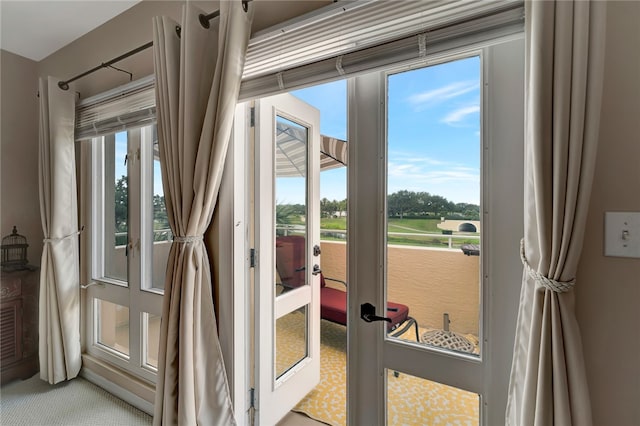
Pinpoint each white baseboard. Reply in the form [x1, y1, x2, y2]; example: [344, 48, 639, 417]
[80, 368, 154, 416]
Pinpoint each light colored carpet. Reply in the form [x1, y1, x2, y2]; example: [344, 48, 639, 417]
[276, 314, 480, 426]
[0, 374, 152, 426]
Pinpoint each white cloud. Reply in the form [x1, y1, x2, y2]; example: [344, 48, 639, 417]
[408, 81, 478, 108]
[404, 156, 448, 166]
[388, 162, 479, 184]
[389, 151, 449, 167]
[441, 105, 480, 125]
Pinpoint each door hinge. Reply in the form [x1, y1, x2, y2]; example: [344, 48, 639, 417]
[250, 107, 255, 127]
[250, 248, 256, 268]
[249, 387, 256, 409]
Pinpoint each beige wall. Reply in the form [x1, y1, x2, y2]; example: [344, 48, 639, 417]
[576, 2, 640, 426]
[321, 241, 480, 335]
[0, 50, 42, 263]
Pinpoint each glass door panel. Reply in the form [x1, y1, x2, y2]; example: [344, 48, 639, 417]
[275, 115, 308, 296]
[275, 307, 308, 379]
[143, 312, 160, 369]
[96, 299, 130, 357]
[385, 56, 481, 358]
[386, 369, 479, 425]
[140, 125, 171, 292]
[102, 132, 129, 283]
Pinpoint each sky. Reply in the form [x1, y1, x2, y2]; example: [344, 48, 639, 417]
[115, 55, 481, 206]
[114, 131, 164, 197]
[289, 54, 481, 205]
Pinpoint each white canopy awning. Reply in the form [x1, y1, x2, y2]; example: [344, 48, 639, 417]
[275, 120, 347, 177]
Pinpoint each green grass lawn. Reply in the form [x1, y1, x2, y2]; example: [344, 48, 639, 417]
[318, 217, 479, 248]
[387, 218, 442, 233]
[321, 217, 444, 233]
[320, 217, 347, 229]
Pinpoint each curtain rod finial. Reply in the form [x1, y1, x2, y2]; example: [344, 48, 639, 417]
[199, 13, 210, 29]
[58, 81, 69, 91]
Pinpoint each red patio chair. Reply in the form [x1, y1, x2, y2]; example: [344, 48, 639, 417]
[276, 235, 419, 340]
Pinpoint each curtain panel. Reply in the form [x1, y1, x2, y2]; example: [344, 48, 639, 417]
[506, 1, 606, 425]
[38, 76, 82, 384]
[152, 2, 253, 424]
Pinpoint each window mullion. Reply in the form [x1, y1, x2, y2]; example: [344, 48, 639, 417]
[127, 128, 143, 374]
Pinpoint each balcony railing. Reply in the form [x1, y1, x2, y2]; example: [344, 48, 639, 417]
[114, 229, 173, 247]
[277, 225, 480, 250]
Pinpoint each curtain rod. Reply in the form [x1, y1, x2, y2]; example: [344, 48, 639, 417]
[58, 0, 250, 91]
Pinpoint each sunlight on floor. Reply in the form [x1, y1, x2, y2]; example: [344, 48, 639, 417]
[276, 313, 479, 426]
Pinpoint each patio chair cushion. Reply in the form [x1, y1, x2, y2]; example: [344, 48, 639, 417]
[275, 236, 306, 289]
[320, 286, 409, 332]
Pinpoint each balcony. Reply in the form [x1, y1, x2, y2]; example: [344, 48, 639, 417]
[320, 236, 480, 337]
[288, 232, 481, 425]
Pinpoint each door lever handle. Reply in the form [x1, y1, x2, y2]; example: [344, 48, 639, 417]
[312, 264, 322, 276]
[360, 303, 391, 323]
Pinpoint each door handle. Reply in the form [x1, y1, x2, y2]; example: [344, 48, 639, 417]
[312, 264, 322, 276]
[360, 303, 391, 323]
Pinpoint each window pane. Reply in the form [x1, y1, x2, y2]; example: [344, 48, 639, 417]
[274, 115, 308, 296]
[150, 127, 170, 291]
[275, 306, 308, 380]
[96, 299, 129, 357]
[143, 312, 161, 369]
[386, 57, 481, 357]
[386, 369, 479, 425]
[103, 132, 128, 282]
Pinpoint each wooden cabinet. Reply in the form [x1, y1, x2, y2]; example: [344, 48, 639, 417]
[1, 268, 39, 384]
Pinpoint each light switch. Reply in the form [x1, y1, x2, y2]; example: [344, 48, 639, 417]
[604, 212, 640, 258]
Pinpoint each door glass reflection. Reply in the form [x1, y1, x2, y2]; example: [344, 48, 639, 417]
[274, 116, 308, 296]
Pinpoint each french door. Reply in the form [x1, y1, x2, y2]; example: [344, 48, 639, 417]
[253, 93, 322, 425]
[85, 125, 166, 384]
[349, 39, 524, 425]
[243, 39, 523, 426]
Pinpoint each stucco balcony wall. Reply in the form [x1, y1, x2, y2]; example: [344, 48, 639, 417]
[320, 240, 480, 336]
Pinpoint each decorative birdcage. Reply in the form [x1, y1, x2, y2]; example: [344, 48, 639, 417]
[1, 226, 29, 271]
[421, 313, 475, 354]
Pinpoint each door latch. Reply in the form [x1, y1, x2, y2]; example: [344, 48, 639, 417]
[360, 303, 391, 323]
[312, 264, 322, 276]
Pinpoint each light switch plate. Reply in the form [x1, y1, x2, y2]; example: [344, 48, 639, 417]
[604, 212, 640, 258]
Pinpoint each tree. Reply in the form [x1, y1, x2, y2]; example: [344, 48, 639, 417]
[388, 190, 415, 219]
[386, 189, 479, 219]
[455, 202, 480, 220]
[153, 194, 171, 241]
[114, 175, 128, 233]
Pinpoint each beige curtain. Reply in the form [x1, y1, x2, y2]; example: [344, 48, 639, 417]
[38, 76, 82, 384]
[152, 2, 253, 424]
[506, 1, 606, 425]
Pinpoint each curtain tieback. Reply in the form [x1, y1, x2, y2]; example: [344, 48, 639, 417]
[173, 235, 203, 244]
[519, 239, 575, 293]
[43, 226, 84, 243]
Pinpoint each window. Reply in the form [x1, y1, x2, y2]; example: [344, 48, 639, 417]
[86, 124, 166, 382]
